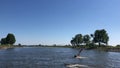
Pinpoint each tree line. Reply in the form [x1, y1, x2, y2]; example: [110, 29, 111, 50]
[70, 29, 109, 47]
[0, 33, 16, 45]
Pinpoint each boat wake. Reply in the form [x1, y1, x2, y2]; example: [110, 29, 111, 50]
[66, 64, 89, 68]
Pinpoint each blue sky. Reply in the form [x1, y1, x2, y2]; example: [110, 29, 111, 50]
[0, 0, 120, 45]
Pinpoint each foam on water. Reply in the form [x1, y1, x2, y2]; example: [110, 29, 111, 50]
[66, 64, 89, 68]
[75, 56, 88, 59]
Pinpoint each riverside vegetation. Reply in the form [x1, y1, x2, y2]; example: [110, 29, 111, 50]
[0, 29, 120, 52]
[0, 33, 16, 49]
[70, 29, 120, 52]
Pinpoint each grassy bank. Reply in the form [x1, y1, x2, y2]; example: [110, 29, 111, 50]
[72, 45, 120, 52]
[0, 45, 14, 49]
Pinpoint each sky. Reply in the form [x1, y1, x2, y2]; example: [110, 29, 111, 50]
[0, 0, 120, 45]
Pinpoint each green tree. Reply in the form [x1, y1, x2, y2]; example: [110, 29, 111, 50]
[70, 34, 83, 47]
[93, 29, 109, 46]
[0, 38, 7, 45]
[6, 33, 16, 45]
[70, 37, 76, 47]
[75, 34, 83, 46]
[83, 34, 90, 45]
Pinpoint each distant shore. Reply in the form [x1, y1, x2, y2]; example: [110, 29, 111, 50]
[0, 45, 120, 52]
[103, 47, 120, 52]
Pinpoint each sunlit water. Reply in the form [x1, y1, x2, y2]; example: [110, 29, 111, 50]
[0, 47, 120, 68]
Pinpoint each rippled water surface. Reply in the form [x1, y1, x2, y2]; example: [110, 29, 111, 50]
[0, 47, 120, 68]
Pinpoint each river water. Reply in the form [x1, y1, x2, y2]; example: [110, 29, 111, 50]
[0, 47, 120, 68]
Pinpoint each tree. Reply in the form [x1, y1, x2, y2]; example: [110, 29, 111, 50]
[70, 34, 83, 47]
[18, 43, 22, 46]
[83, 34, 90, 45]
[6, 33, 16, 45]
[75, 34, 83, 46]
[93, 29, 109, 46]
[70, 38, 76, 47]
[102, 30, 109, 45]
[0, 38, 7, 45]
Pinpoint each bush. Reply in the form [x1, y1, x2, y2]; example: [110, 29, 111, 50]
[116, 45, 120, 47]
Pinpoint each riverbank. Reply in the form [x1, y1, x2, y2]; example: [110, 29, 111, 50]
[107, 48, 120, 52]
[0, 45, 14, 50]
[1, 45, 120, 52]
[67, 45, 120, 52]
[85, 46, 120, 52]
